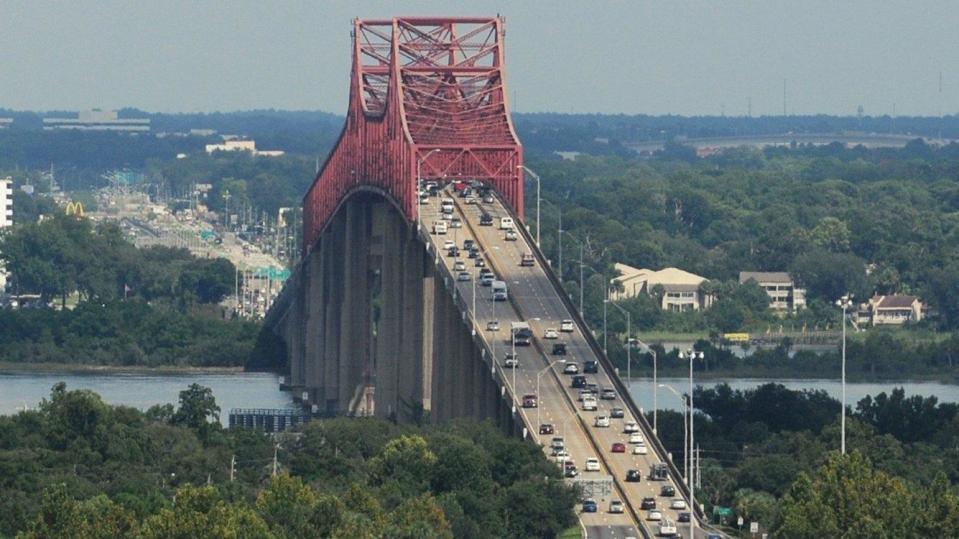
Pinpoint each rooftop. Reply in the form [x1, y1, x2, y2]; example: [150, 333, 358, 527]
[739, 271, 793, 284]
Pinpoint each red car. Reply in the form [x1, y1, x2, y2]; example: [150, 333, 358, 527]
[611, 442, 626, 453]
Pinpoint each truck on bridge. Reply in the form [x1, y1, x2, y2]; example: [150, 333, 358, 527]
[510, 321, 532, 346]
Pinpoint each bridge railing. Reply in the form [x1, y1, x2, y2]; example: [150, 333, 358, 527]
[494, 195, 708, 527]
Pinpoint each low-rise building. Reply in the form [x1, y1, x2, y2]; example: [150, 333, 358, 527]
[861, 295, 923, 326]
[611, 263, 711, 311]
[738, 271, 806, 312]
[205, 139, 285, 157]
[0, 177, 12, 293]
[43, 110, 150, 132]
[0, 118, 12, 129]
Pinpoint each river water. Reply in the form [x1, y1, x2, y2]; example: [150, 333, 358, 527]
[2, 371, 958, 422]
[0, 371, 292, 425]
[628, 377, 959, 412]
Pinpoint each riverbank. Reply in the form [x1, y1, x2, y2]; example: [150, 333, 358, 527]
[0, 361, 246, 376]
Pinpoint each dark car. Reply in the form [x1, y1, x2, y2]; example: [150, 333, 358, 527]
[447, 246, 459, 257]
[479, 214, 493, 226]
[552, 343, 567, 356]
[582, 499, 598, 513]
[610, 407, 625, 418]
[583, 360, 599, 374]
[678, 512, 691, 523]
[463, 239, 475, 250]
[539, 423, 554, 435]
[661, 485, 676, 497]
[571, 375, 587, 389]
[640, 496, 656, 509]
[650, 463, 669, 481]
[564, 465, 578, 478]
[627, 470, 643, 483]
[468, 249, 479, 259]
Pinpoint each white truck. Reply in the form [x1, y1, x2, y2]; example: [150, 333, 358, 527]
[491, 280, 508, 301]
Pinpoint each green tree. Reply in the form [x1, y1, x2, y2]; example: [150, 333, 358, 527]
[141, 485, 272, 539]
[255, 474, 319, 539]
[172, 384, 220, 430]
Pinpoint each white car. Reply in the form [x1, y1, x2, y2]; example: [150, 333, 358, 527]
[582, 396, 598, 411]
[544, 328, 559, 339]
[443, 240, 456, 250]
[487, 320, 500, 331]
[499, 217, 514, 230]
[632, 444, 648, 455]
[647, 510, 663, 521]
[629, 433, 645, 444]
[441, 212, 453, 221]
[658, 520, 677, 536]
[594, 416, 610, 428]
[457, 271, 471, 282]
[449, 217, 463, 228]
[624, 422, 639, 433]
[433, 221, 447, 234]
[504, 230, 518, 241]
[670, 499, 687, 510]
[560, 320, 575, 332]
[608, 500, 624, 514]
[453, 261, 466, 271]
[585, 457, 600, 472]
[465, 197, 478, 204]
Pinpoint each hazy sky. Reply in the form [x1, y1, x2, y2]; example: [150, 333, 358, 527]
[2, 1, 958, 116]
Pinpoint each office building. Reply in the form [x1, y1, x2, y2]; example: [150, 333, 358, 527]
[43, 110, 150, 132]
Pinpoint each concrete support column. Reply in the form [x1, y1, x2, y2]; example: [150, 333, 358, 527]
[323, 211, 345, 414]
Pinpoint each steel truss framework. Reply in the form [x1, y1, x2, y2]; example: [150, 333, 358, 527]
[303, 16, 523, 254]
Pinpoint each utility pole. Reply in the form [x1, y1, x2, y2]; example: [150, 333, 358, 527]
[557, 208, 563, 277]
[230, 454, 235, 482]
[272, 443, 279, 477]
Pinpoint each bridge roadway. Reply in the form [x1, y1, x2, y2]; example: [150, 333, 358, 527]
[420, 189, 701, 539]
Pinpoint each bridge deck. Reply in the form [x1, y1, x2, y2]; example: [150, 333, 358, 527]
[421, 190, 705, 539]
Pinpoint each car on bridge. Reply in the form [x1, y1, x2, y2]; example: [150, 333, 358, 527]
[608, 500, 624, 514]
[453, 261, 466, 271]
[647, 510, 663, 522]
[585, 457, 600, 472]
[640, 497, 656, 509]
[678, 512, 690, 523]
[658, 519, 677, 536]
[499, 217, 514, 230]
[522, 394, 537, 408]
[660, 485, 676, 497]
[624, 421, 639, 433]
[457, 271, 471, 282]
[450, 217, 462, 228]
[486, 320, 499, 331]
[503, 352, 519, 368]
[582, 395, 597, 411]
[552, 343, 567, 355]
[650, 463, 669, 481]
[463, 239, 474, 250]
[611, 442, 626, 453]
[629, 433, 645, 444]
[520, 252, 535, 266]
[627, 470, 643, 483]
[571, 375, 587, 389]
[583, 359, 598, 373]
[505, 230, 517, 241]
[479, 214, 493, 226]
[560, 319, 575, 332]
[581, 499, 597, 513]
[594, 415, 610, 428]
[482, 193, 494, 204]
[562, 362, 579, 374]
[474, 257, 485, 267]
[632, 444, 648, 455]
[610, 407, 625, 418]
[601, 388, 616, 400]
[544, 328, 558, 339]
[447, 246, 459, 257]
[670, 499, 687, 510]
[432, 221, 447, 234]
[539, 423, 554, 434]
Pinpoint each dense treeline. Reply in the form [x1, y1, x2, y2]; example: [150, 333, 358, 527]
[530, 141, 959, 333]
[145, 152, 316, 217]
[649, 383, 959, 536]
[0, 300, 257, 366]
[0, 384, 576, 538]
[0, 212, 256, 367]
[0, 213, 235, 307]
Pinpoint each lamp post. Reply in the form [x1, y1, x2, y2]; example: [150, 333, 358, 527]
[836, 293, 854, 455]
[517, 165, 541, 247]
[562, 231, 585, 315]
[607, 300, 632, 391]
[659, 383, 689, 486]
[416, 149, 441, 232]
[535, 359, 567, 430]
[634, 339, 658, 434]
[678, 348, 704, 537]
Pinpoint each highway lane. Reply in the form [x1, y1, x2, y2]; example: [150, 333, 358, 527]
[440, 190, 703, 539]
[420, 194, 641, 537]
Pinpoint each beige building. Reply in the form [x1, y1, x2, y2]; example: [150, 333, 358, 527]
[862, 295, 923, 326]
[739, 271, 806, 312]
[610, 263, 711, 311]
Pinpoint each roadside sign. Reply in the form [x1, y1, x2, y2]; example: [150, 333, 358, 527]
[737, 516, 744, 527]
[750, 522, 759, 533]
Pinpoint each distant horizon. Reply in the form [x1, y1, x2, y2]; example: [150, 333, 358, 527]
[1, 106, 957, 121]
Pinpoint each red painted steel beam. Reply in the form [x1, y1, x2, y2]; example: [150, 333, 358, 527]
[302, 16, 523, 256]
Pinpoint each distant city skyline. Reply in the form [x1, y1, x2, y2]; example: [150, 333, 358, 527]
[1, 1, 957, 117]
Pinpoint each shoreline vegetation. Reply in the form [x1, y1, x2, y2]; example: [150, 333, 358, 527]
[0, 361, 246, 375]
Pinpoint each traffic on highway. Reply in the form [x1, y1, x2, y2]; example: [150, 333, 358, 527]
[419, 182, 716, 539]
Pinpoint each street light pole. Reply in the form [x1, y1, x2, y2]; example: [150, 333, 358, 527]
[836, 293, 853, 455]
[536, 359, 566, 430]
[659, 384, 688, 487]
[607, 300, 631, 392]
[679, 348, 703, 537]
[416, 149, 442, 232]
[517, 165, 541, 248]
